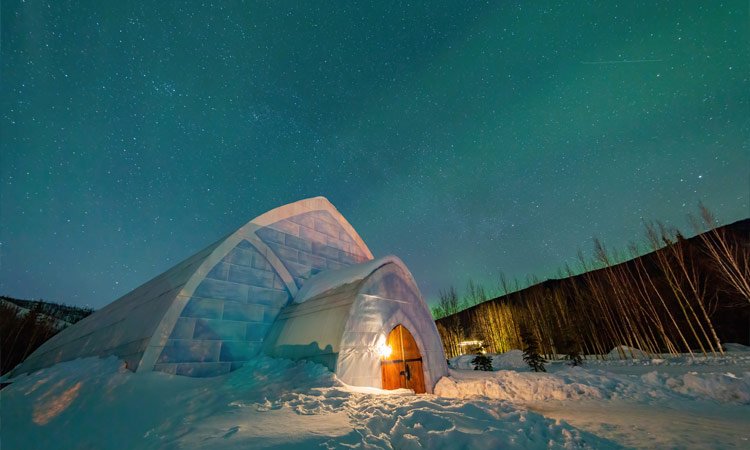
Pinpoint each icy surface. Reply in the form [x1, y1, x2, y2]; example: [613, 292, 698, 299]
[3, 347, 750, 449]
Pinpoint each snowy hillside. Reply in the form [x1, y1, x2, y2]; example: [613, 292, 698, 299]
[0, 297, 94, 327]
[0, 297, 95, 376]
[2, 348, 749, 449]
[0, 298, 72, 330]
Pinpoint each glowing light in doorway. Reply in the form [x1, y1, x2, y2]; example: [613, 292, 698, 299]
[377, 335, 392, 358]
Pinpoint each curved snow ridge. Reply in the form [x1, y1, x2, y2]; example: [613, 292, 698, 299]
[436, 367, 750, 405]
[435, 370, 608, 402]
[640, 370, 750, 404]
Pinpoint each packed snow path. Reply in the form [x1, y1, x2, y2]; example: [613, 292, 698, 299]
[2, 347, 749, 449]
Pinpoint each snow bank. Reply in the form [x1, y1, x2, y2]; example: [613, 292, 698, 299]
[606, 345, 650, 360]
[449, 354, 483, 370]
[437, 365, 750, 405]
[440, 348, 750, 406]
[436, 369, 606, 402]
[641, 370, 750, 404]
[723, 343, 750, 353]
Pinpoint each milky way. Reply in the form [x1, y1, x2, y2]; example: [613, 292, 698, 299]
[2, 1, 747, 308]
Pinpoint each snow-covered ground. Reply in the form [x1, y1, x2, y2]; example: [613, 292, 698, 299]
[443, 347, 750, 448]
[2, 346, 749, 449]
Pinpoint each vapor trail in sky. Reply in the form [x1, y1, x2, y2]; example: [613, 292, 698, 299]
[581, 59, 664, 65]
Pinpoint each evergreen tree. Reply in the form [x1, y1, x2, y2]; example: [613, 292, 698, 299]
[561, 327, 584, 367]
[521, 328, 547, 372]
[471, 354, 493, 371]
[566, 348, 583, 367]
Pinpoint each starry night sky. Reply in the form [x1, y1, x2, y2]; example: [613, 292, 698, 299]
[2, 1, 748, 309]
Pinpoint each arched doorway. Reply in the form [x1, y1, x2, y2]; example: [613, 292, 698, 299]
[381, 324, 426, 393]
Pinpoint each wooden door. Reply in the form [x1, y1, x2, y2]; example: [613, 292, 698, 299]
[381, 324, 426, 393]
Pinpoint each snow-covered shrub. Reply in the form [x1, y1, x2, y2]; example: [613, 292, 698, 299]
[471, 354, 493, 371]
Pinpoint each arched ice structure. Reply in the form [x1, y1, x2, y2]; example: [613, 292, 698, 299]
[11, 197, 448, 392]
